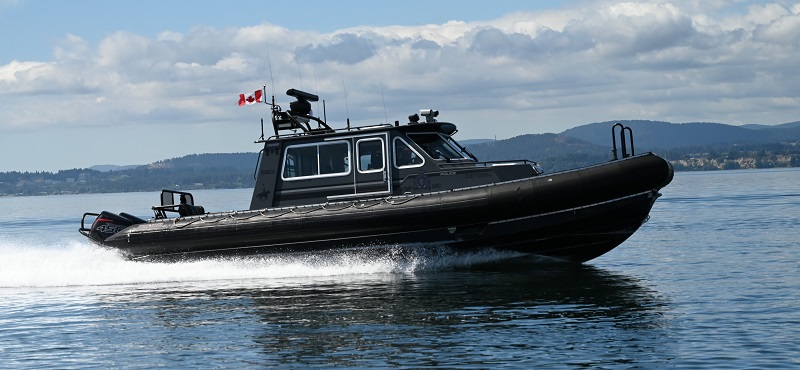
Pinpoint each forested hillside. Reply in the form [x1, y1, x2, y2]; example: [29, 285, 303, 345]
[466, 134, 610, 173]
[2, 121, 799, 196]
[1, 153, 258, 196]
[558, 120, 800, 170]
[561, 120, 800, 149]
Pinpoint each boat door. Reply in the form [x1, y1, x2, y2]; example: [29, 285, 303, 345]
[353, 133, 391, 195]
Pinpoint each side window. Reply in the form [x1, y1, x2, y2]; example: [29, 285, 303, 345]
[319, 142, 349, 175]
[393, 138, 425, 168]
[284, 145, 318, 178]
[357, 139, 385, 173]
[283, 142, 350, 180]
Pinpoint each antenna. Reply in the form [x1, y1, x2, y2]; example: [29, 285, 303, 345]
[341, 72, 350, 130]
[380, 82, 388, 124]
[295, 58, 303, 90]
[265, 43, 275, 97]
[313, 67, 320, 116]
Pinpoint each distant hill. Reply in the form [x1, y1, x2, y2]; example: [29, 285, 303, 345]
[0, 152, 260, 196]
[466, 133, 610, 172]
[740, 121, 800, 130]
[90, 164, 141, 172]
[147, 153, 258, 170]
[561, 120, 800, 152]
[3, 121, 798, 196]
[479, 120, 800, 171]
[459, 139, 494, 146]
[560, 120, 800, 150]
[88, 153, 258, 172]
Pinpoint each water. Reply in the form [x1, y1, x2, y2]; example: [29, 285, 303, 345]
[1, 169, 799, 368]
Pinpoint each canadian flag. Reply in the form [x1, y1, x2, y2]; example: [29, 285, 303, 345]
[238, 90, 263, 106]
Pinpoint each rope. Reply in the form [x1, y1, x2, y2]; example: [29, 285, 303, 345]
[170, 193, 421, 228]
[355, 200, 384, 209]
[173, 218, 201, 229]
[290, 205, 325, 214]
[322, 202, 356, 211]
[385, 194, 420, 205]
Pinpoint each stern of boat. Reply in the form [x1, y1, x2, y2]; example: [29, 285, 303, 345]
[79, 211, 144, 245]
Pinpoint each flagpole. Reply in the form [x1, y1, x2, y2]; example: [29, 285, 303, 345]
[261, 85, 268, 141]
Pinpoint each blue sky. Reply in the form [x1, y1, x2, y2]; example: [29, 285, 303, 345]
[1, 0, 799, 172]
[0, 0, 564, 62]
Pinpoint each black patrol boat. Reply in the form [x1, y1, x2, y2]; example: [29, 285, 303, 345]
[79, 88, 673, 262]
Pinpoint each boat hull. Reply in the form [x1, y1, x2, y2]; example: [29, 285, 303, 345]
[91, 153, 673, 263]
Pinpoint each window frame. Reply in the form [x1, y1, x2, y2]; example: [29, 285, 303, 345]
[356, 137, 386, 174]
[281, 141, 352, 181]
[393, 137, 426, 169]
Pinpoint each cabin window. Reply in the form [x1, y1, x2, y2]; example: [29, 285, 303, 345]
[357, 138, 385, 173]
[282, 141, 350, 180]
[444, 136, 476, 161]
[408, 133, 465, 161]
[393, 138, 425, 168]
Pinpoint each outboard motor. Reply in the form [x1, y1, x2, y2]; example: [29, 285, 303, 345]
[79, 211, 135, 243]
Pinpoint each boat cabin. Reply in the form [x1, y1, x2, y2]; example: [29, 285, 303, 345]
[249, 89, 542, 209]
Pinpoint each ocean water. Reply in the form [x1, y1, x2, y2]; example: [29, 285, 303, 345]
[1, 169, 798, 369]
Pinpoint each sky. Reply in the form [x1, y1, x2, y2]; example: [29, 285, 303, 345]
[1, 0, 799, 172]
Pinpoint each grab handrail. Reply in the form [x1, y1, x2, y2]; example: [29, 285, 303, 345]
[612, 123, 635, 160]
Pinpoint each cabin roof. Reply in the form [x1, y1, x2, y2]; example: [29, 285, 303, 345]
[259, 121, 458, 144]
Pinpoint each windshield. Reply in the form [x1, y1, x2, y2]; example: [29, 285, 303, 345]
[407, 133, 467, 161]
[443, 136, 477, 161]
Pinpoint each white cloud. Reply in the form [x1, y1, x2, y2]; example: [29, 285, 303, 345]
[746, 3, 791, 24]
[54, 34, 91, 61]
[213, 53, 250, 73]
[1, 0, 798, 145]
[753, 11, 800, 43]
[0, 60, 45, 83]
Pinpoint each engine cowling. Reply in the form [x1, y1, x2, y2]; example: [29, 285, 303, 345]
[80, 211, 134, 243]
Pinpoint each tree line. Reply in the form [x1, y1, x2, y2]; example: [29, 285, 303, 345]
[2, 139, 798, 197]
